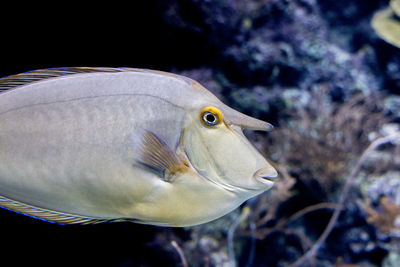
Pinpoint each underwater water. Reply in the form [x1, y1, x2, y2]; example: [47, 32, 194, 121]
[0, 0, 399, 266]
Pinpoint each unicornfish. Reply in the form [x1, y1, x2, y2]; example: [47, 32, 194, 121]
[0, 67, 277, 226]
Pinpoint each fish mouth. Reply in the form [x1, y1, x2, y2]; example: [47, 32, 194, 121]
[253, 167, 278, 185]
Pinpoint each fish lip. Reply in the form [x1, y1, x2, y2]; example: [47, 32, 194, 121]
[253, 168, 278, 185]
[255, 176, 275, 186]
[260, 174, 277, 181]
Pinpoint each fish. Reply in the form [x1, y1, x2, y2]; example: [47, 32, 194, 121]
[0, 67, 277, 226]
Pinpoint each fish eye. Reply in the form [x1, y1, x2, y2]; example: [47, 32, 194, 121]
[200, 106, 223, 127]
[203, 112, 218, 125]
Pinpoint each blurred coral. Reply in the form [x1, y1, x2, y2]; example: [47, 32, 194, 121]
[365, 196, 400, 234]
[266, 90, 388, 192]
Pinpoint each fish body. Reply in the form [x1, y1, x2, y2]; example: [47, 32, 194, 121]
[0, 68, 277, 226]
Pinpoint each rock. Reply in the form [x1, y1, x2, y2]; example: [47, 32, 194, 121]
[383, 251, 400, 267]
[384, 95, 400, 122]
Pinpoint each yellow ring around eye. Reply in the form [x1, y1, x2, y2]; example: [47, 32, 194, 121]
[200, 106, 223, 127]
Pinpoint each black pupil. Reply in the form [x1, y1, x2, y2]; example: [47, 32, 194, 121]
[206, 113, 216, 123]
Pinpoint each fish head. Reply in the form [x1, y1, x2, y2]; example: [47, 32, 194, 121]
[183, 102, 277, 194]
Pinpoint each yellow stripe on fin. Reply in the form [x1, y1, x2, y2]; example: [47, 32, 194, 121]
[0, 195, 122, 225]
[0, 67, 125, 92]
[0, 67, 194, 93]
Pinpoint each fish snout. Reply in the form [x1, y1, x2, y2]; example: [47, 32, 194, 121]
[253, 166, 278, 184]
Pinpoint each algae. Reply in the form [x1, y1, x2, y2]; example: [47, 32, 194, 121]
[372, 0, 400, 48]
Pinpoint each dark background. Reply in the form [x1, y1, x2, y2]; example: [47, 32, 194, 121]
[0, 1, 211, 75]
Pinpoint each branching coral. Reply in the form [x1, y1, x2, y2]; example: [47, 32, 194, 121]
[365, 196, 400, 234]
[290, 131, 400, 266]
[266, 89, 388, 192]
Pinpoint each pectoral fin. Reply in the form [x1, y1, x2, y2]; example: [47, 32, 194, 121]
[137, 130, 189, 182]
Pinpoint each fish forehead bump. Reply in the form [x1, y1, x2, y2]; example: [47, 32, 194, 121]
[175, 77, 273, 131]
[218, 104, 274, 131]
[174, 77, 273, 130]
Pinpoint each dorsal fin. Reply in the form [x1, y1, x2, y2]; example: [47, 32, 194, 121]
[0, 67, 194, 93]
[0, 67, 130, 92]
